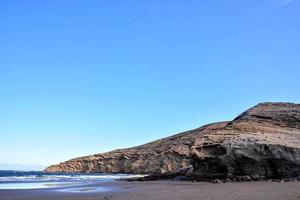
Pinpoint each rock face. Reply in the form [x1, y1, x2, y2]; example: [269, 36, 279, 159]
[45, 102, 300, 180]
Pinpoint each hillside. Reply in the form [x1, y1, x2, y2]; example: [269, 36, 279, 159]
[45, 102, 300, 180]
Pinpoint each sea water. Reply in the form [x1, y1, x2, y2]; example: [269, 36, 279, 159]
[0, 170, 143, 190]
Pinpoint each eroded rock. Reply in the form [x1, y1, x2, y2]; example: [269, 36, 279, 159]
[45, 102, 300, 181]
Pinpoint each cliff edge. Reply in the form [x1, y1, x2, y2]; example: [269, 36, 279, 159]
[45, 102, 300, 180]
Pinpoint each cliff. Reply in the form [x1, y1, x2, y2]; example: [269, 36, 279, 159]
[45, 102, 300, 180]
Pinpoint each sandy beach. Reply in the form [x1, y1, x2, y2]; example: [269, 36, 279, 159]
[1, 181, 300, 200]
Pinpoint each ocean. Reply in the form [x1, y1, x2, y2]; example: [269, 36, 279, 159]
[0, 170, 144, 190]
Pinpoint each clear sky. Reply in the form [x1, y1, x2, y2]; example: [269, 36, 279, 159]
[0, 0, 299, 169]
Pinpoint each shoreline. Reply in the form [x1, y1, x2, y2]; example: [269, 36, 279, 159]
[1, 180, 300, 200]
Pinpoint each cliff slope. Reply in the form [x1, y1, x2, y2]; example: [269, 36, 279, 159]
[45, 102, 300, 180]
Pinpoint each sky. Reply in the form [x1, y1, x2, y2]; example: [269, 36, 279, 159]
[0, 0, 300, 169]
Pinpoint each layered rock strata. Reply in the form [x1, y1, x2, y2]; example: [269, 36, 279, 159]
[45, 102, 300, 180]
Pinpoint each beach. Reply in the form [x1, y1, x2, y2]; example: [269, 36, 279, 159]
[1, 180, 300, 200]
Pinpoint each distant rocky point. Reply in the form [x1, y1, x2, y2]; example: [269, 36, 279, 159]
[45, 102, 300, 181]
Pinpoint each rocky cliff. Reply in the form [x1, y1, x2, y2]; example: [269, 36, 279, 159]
[45, 102, 300, 180]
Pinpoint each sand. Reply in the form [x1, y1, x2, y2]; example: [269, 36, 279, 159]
[0, 181, 300, 200]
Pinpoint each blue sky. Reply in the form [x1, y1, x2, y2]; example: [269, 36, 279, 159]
[0, 0, 299, 169]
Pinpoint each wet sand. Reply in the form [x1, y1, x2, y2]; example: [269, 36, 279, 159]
[0, 181, 300, 200]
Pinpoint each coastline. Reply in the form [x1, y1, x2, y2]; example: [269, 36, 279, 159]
[1, 180, 300, 200]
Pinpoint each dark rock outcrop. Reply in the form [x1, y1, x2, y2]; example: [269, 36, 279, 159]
[45, 102, 300, 180]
